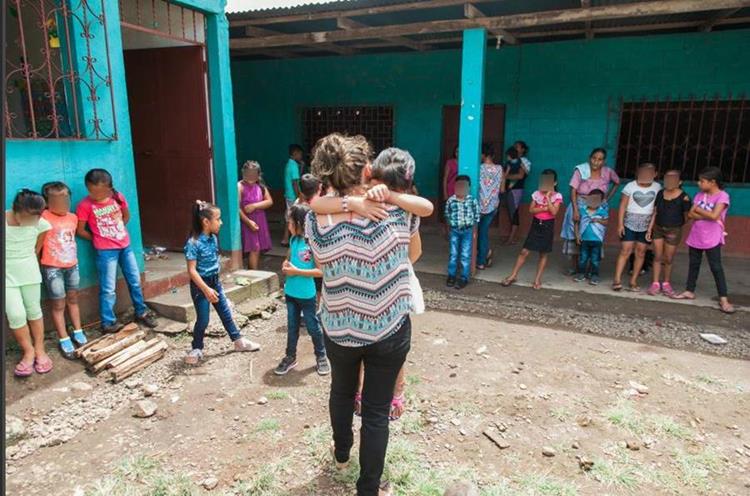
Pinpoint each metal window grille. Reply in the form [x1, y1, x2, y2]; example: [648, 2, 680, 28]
[118, 0, 206, 45]
[4, 0, 117, 140]
[302, 106, 394, 157]
[615, 96, 750, 183]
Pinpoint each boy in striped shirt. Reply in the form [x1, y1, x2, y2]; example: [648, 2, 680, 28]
[445, 175, 480, 289]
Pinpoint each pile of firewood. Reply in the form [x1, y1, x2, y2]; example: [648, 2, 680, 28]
[75, 323, 168, 382]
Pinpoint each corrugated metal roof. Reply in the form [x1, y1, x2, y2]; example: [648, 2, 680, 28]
[227, 0, 410, 16]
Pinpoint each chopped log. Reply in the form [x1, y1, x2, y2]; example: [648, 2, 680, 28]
[76, 323, 139, 357]
[111, 341, 168, 382]
[108, 338, 161, 369]
[83, 330, 146, 365]
[112, 347, 167, 383]
[91, 338, 155, 373]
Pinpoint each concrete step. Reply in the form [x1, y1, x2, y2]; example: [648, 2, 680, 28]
[145, 270, 279, 323]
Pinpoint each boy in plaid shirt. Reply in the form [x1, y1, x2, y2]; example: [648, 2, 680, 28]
[445, 175, 480, 289]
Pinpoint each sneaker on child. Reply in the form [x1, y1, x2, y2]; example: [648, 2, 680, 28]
[274, 355, 298, 375]
[185, 348, 204, 365]
[234, 337, 261, 352]
[316, 356, 330, 376]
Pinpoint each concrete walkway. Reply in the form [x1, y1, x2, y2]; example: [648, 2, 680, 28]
[265, 218, 749, 313]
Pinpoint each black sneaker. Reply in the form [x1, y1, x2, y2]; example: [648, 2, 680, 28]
[455, 278, 468, 290]
[316, 356, 331, 376]
[101, 321, 123, 334]
[274, 356, 298, 376]
[446, 276, 456, 287]
[135, 311, 159, 329]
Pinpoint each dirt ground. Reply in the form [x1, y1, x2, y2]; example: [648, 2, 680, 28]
[5, 275, 750, 496]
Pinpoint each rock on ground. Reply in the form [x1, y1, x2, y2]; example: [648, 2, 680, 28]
[444, 480, 479, 496]
[6, 416, 25, 443]
[132, 400, 158, 418]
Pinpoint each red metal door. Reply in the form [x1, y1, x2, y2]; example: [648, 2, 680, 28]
[124, 46, 213, 251]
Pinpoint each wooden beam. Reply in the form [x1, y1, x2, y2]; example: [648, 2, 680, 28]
[230, 0, 750, 49]
[243, 24, 359, 56]
[232, 16, 750, 57]
[337, 16, 427, 51]
[230, 0, 468, 27]
[699, 7, 741, 31]
[464, 3, 518, 45]
[581, 0, 593, 39]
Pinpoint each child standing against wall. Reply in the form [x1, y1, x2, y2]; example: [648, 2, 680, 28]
[6, 190, 53, 376]
[76, 169, 158, 333]
[612, 163, 661, 292]
[672, 167, 735, 314]
[239, 160, 273, 270]
[477, 143, 503, 269]
[445, 175, 480, 289]
[185, 201, 261, 364]
[646, 169, 691, 296]
[573, 189, 609, 285]
[502, 169, 563, 290]
[41, 182, 87, 359]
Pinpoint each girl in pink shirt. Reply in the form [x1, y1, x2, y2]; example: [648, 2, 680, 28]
[503, 169, 563, 290]
[76, 169, 158, 332]
[673, 167, 735, 314]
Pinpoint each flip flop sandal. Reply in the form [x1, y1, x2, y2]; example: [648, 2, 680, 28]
[628, 285, 641, 292]
[671, 292, 695, 300]
[389, 394, 405, 421]
[486, 250, 494, 267]
[34, 357, 53, 374]
[612, 282, 623, 292]
[719, 303, 737, 315]
[14, 361, 34, 377]
[532, 283, 543, 291]
[501, 278, 516, 287]
[354, 392, 362, 417]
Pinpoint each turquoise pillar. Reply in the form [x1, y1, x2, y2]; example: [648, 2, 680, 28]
[206, 12, 241, 260]
[458, 28, 486, 198]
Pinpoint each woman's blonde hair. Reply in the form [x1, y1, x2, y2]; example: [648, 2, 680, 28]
[310, 133, 371, 194]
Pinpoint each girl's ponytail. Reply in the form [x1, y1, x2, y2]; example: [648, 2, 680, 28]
[191, 200, 219, 238]
[84, 168, 122, 205]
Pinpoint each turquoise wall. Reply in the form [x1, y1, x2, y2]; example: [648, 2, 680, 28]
[4, 0, 238, 290]
[231, 28, 750, 214]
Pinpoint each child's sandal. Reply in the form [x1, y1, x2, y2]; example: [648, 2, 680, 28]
[389, 394, 405, 421]
[628, 284, 641, 293]
[501, 277, 516, 287]
[14, 360, 34, 377]
[612, 282, 623, 292]
[34, 356, 53, 374]
[719, 301, 736, 314]
[354, 392, 362, 417]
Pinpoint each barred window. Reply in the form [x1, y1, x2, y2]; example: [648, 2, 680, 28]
[303, 106, 394, 156]
[4, 0, 117, 140]
[616, 98, 750, 183]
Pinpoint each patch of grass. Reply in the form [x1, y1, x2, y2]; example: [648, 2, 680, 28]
[588, 454, 640, 490]
[406, 374, 422, 386]
[303, 423, 332, 464]
[673, 448, 724, 492]
[266, 390, 290, 400]
[549, 407, 572, 422]
[234, 461, 284, 496]
[85, 456, 199, 496]
[605, 401, 645, 435]
[452, 401, 478, 417]
[694, 374, 726, 387]
[391, 411, 424, 435]
[254, 418, 281, 434]
[649, 415, 692, 440]
[518, 473, 578, 496]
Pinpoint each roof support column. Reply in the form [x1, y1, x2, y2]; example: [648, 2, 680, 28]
[458, 27, 486, 198]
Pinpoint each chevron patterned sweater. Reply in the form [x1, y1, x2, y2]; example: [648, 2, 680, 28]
[305, 207, 420, 347]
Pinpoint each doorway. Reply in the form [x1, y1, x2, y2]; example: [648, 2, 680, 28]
[122, 16, 213, 250]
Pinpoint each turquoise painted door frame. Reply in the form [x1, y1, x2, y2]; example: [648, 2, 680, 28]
[458, 28, 487, 198]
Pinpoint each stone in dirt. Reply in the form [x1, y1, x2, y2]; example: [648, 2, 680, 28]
[542, 446, 556, 457]
[483, 429, 510, 450]
[70, 382, 93, 392]
[257, 397, 268, 405]
[444, 480, 479, 496]
[626, 439, 641, 451]
[628, 381, 649, 394]
[577, 455, 594, 471]
[6, 415, 25, 443]
[142, 384, 159, 397]
[154, 319, 189, 335]
[132, 400, 158, 418]
[202, 477, 219, 490]
[124, 378, 143, 390]
[476, 345, 487, 355]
